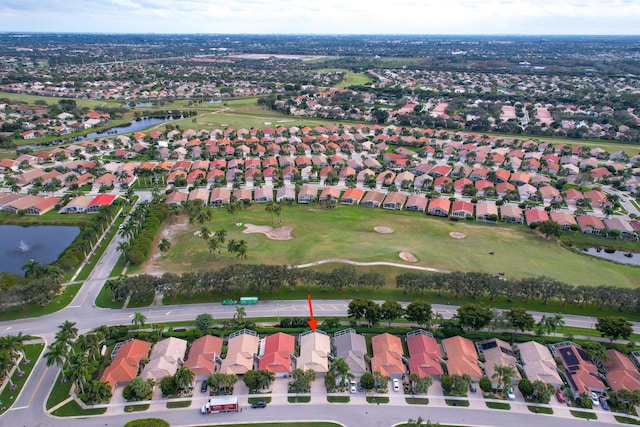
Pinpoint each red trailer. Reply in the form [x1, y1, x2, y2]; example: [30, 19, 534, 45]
[201, 396, 239, 414]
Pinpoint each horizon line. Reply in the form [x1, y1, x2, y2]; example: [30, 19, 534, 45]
[2, 32, 640, 37]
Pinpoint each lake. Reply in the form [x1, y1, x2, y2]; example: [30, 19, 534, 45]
[0, 225, 81, 275]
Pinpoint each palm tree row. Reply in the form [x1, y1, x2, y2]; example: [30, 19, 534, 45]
[0, 332, 27, 387]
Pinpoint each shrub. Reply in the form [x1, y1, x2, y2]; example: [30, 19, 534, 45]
[479, 377, 493, 393]
[441, 375, 452, 393]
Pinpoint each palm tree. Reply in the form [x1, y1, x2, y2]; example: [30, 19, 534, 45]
[256, 370, 275, 391]
[329, 358, 353, 388]
[45, 265, 65, 284]
[158, 238, 171, 253]
[44, 342, 69, 376]
[131, 311, 147, 329]
[236, 240, 248, 260]
[0, 351, 15, 386]
[199, 226, 211, 240]
[174, 366, 195, 391]
[84, 380, 112, 404]
[67, 353, 91, 395]
[116, 241, 131, 256]
[233, 307, 246, 324]
[21, 259, 46, 278]
[207, 238, 219, 255]
[492, 365, 516, 396]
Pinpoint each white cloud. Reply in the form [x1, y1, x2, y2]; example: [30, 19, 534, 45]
[0, 0, 639, 34]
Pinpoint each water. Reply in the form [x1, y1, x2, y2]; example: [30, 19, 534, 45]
[17, 116, 175, 150]
[579, 247, 640, 266]
[0, 225, 81, 275]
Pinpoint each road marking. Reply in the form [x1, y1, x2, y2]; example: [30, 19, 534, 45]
[4, 322, 34, 329]
[9, 406, 28, 410]
[28, 367, 49, 406]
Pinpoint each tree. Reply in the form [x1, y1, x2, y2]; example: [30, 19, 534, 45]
[44, 341, 68, 376]
[158, 238, 171, 253]
[538, 220, 562, 239]
[409, 373, 433, 394]
[233, 306, 246, 325]
[505, 308, 535, 332]
[596, 316, 633, 342]
[518, 378, 534, 400]
[328, 358, 353, 389]
[405, 300, 433, 328]
[159, 376, 179, 396]
[479, 377, 492, 393]
[131, 311, 147, 329]
[21, 259, 46, 278]
[455, 304, 494, 331]
[492, 365, 516, 394]
[531, 380, 555, 403]
[82, 380, 112, 404]
[380, 300, 404, 327]
[195, 313, 215, 331]
[450, 374, 472, 395]
[372, 370, 391, 392]
[360, 372, 375, 391]
[174, 366, 195, 391]
[126, 376, 155, 401]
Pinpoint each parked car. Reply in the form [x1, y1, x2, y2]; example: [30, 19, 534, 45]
[590, 392, 599, 406]
[350, 380, 357, 394]
[251, 400, 267, 408]
[392, 378, 400, 392]
[506, 387, 516, 400]
[358, 382, 364, 392]
[470, 382, 477, 393]
[599, 396, 610, 411]
[200, 381, 208, 393]
[555, 389, 566, 403]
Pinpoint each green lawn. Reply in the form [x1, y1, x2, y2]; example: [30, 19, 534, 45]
[445, 398, 469, 407]
[327, 395, 350, 403]
[486, 401, 511, 410]
[0, 283, 80, 322]
[166, 400, 191, 408]
[406, 397, 429, 405]
[528, 405, 553, 414]
[366, 396, 389, 404]
[316, 68, 373, 88]
[51, 399, 107, 417]
[94, 284, 125, 309]
[0, 343, 44, 411]
[570, 410, 597, 420]
[615, 415, 640, 425]
[288, 395, 311, 403]
[125, 403, 150, 412]
[155, 204, 640, 289]
[248, 396, 272, 403]
[46, 372, 72, 410]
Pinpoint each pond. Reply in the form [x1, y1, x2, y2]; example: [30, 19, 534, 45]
[578, 247, 640, 267]
[0, 225, 81, 275]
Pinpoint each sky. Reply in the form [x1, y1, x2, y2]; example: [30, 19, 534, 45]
[1, 0, 639, 35]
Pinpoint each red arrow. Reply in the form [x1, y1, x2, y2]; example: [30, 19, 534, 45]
[307, 294, 318, 331]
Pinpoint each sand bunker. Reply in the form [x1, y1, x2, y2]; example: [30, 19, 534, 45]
[399, 251, 418, 262]
[374, 226, 395, 234]
[243, 223, 293, 240]
[449, 232, 467, 239]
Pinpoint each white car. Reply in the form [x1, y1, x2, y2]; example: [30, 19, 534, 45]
[392, 378, 400, 392]
[506, 387, 516, 400]
[590, 392, 599, 406]
[350, 380, 357, 394]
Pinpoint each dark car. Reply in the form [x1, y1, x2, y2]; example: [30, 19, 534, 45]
[470, 383, 477, 393]
[599, 396, 610, 411]
[251, 400, 267, 408]
[358, 382, 364, 392]
[200, 381, 208, 393]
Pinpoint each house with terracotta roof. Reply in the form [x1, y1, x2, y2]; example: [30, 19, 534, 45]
[406, 330, 444, 378]
[576, 215, 605, 235]
[184, 335, 223, 380]
[332, 329, 367, 377]
[141, 337, 188, 382]
[441, 336, 482, 381]
[25, 196, 61, 216]
[476, 338, 521, 388]
[297, 184, 319, 204]
[220, 329, 259, 375]
[254, 186, 274, 203]
[500, 204, 523, 224]
[524, 208, 549, 226]
[166, 191, 188, 205]
[405, 195, 429, 212]
[371, 333, 405, 378]
[583, 190, 610, 208]
[604, 218, 637, 239]
[297, 330, 331, 374]
[341, 188, 365, 205]
[60, 195, 95, 214]
[361, 190, 386, 208]
[259, 332, 295, 377]
[514, 341, 563, 388]
[475, 201, 498, 223]
[383, 192, 407, 210]
[427, 197, 450, 217]
[603, 349, 640, 392]
[318, 186, 341, 204]
[86, 194, 116, 213]
[188, 188, 210, 205]
[550, 212, 577, 230]
[232, 188, 253, 203]
[100, 339, 151, 388]
[550, 342, 605, 398]
[276, 187, 295, 203]
[451, 200, 473, 218]
[210, 188, 231, 207]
